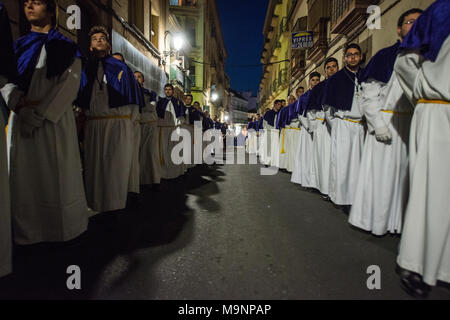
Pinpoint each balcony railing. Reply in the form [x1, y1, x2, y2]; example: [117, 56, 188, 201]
[170, 65, 185, 88]
[170, 0, 197, 6]
[331, 0, 376, 34]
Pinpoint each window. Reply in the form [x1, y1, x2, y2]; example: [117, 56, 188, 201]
[151, 14, 159, 48]
[189, 66, 196, 87]
[130, 0, 145, 33]
[291, 16, 307, 77]
[170, 0, 197, 6]
[186, 18, 197, 47]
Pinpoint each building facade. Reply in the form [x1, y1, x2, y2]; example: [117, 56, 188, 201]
[259, 0, 294, 114]
[258, 0, 435, 110]
[229, 89, 249, 134]
[4, 0, 228, 103]
[169, 0, 229, 118]
[286, 0, 435, 91]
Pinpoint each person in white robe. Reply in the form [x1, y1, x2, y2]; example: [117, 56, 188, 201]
[277, 107, 289, 170]
[283, 95, 297, 172]
[349, 9, 422, 236]
[0, 0, 14, 277]
[307, 58, 340, 196]
[183, 95, 199, 169]
[156, 84, 187, 179]
[78, 26, 142, 213]
[323, 44, 365, 207]
[134, 71, 161, 187]
[260, 102, 280, 167]
[113, 54, 141, 203]
[1, 0, 89, 245]
[393, 0, 450, 296]
[301, 72, 321, 189]
[258, 111, 268, 165]
[291, 73, 321, 187]
[269, 101, 282, 168]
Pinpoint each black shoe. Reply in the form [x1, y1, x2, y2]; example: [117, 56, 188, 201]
[398, 268, 431, 299]
[126, 193, 143, 211]
[152, 184, 162, 192]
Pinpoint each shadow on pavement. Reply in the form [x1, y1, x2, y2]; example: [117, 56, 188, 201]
[0, 164, 224, 300]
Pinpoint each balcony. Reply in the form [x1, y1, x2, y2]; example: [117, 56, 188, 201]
[170, 65, 185, 88]
[307, 18, 329, 64]
[331, 0, 376, 35]
[169, 0, 198, 6]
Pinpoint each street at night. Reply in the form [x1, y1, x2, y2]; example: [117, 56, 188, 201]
[1, 0, 450, 304]
[1, 153, 449, 300]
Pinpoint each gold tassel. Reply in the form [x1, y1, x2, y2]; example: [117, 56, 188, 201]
[55, 0, 59, 29]
[280, 128, 286, 154]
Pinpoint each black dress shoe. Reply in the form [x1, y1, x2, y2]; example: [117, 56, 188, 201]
[398, 268, 431, 299]
[152, 184, 162, 192]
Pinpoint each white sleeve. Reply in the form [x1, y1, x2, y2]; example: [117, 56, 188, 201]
[307, 111, 317, 131]
[299, 115, 309, 130]
[394, 51, 422, 104]
[0, 83, 24, 111]
[35, 58, 83, 123]
[360, 80, 388, 132]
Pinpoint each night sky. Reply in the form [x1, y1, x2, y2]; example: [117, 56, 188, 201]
[216, 0, 270, 96]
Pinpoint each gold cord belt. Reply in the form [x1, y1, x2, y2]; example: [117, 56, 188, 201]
[280, 128, 286, 154]
[87, 115, 131, 121]
[381, 110, 413, 115]
[343, 118, 364, 124]
[140, 120, 159, 124]
[417, 99, 450, 105]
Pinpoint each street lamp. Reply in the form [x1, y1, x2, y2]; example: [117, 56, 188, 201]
[211, 92, 219, 102]
[173, 34, 184, 51]
[163, 31, 185, 59]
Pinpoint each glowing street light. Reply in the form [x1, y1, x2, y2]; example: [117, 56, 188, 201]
[211, 92, 219, 102]
[173, 34, 185, 51]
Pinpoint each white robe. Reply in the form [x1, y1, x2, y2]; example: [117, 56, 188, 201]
[395, 36, 450, 286]
[0, 76, 11, 277]
[182, 108, 199, 169]
[278, 127, 288, 169]
[269, 115, 280, 168]
[248, 128, 258, 155]
[259, 120, 272, 166]
[291, 115, 315, 187]
[158, 100, 185, 180]
[327, 80, 365, 205]
[84, 63, 138, 212]
[312, 111, 331, 195]
[129, 107, 141, 193]
[2, 48, 89, 245]
[287, 120, 300, 173]
[140, 95, 161, 185]
[349, 73, 413, 236]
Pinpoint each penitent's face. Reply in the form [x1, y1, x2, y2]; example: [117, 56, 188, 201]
[310, 76, 320, 89]
[398, 12, 422, 40]
[288, 95, 296, 105]
[165, 86, 174, 97]
[134, 72, 144, 86]
[90, 32, 110, 54]
[24, 0, 52, 25]
[185, 96, 193, 106]
[325, 61, 339, 78]
[345, 48, 362, 69]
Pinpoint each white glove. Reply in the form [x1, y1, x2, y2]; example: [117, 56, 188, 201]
[324, 109, 334, 129]
[334, 110, 345, 119]
[19, 107, 44, 138]
[375, 126, 392, 143]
